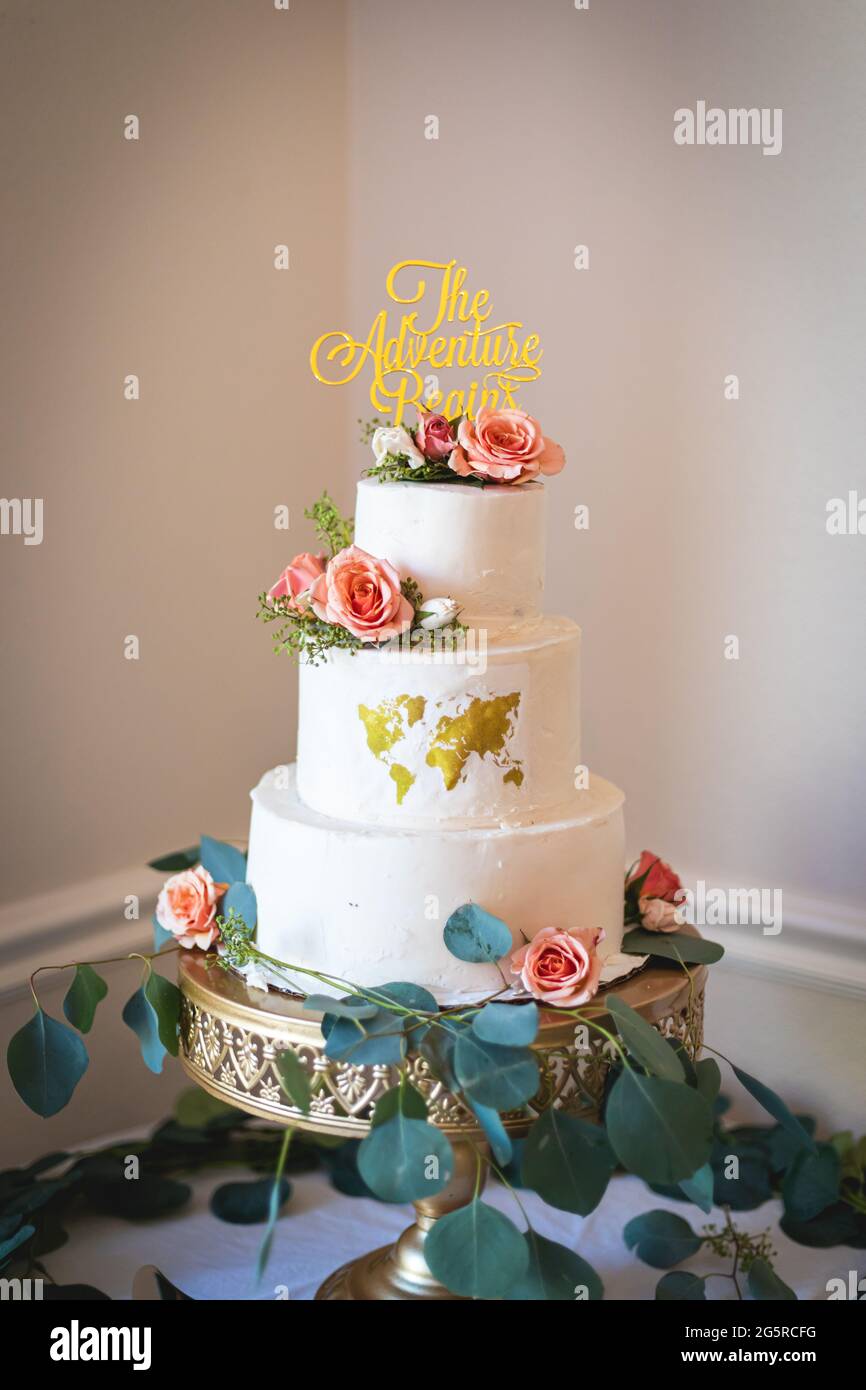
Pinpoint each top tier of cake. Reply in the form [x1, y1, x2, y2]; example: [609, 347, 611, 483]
[355, 477, 546, 632]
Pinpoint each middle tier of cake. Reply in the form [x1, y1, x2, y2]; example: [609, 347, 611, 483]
[296, 616, 581, 828]
[247, 764, 625, 1003]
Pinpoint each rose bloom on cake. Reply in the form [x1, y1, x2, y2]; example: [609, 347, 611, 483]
[155, 866, 228, 950]
[510, 926, 604, 1006]
[371, 423, 426, 470]
[310, 545, 414, 643]
[449, 407, 565, 484]
[415, 408, 457, 462]
[626, 850, 686, 932]
[267, 552, 326, 611]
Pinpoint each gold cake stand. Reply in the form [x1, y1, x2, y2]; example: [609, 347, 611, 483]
[178, 950, 706, 1300]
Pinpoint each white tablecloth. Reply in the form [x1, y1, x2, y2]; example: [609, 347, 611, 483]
[44, 1163, 860, 1301]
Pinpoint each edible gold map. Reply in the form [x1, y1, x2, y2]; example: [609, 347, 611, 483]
[358, 692, 523, 805]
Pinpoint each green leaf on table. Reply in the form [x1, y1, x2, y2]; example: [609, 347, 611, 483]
[148, 846, 198, 873]
[767, 1116, 817, 1174]
[694, 1058, 722, 1107]
[199, 836, 247, 887]
[782, 1143, 840, 1222]
[606, 995, 685, 1082]
[624, 1209, 703, 1268]
[358, 1091, 453, 1204]
[780, 1202, 866, 1249]
[443, 903, 512, 963]
[7, 1009, 89, 1117]
[62, 965, 108, 1035]
[85, 1173, 191, 1220]
[709, 1140, 774, 1211]
[0, 1224, 35, 1268]
[467, 1101, 513, 1166]
[453, 1032, 539, 1111]
[606, 1069, 714, 1184]
[210, 1177, 291, 1225]
[731, 1065, 818, 1154]
[747, 1257, 797, 1301]
[656, 1271, 707, 1300]
[505, 1232, 603, 1301]
[274, 1047, 311, 1114]
[679, 1162, 715, 1213]
[472, 1001, 538, 1047]
[424, 1200, 528, 1298]
[223, 881, 257, 930]
[621, 929, 724, 965]
[522, 1108, 615, 1216]
[122, 988, 166, 1074]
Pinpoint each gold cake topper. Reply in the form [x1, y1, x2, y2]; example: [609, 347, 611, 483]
[310, 259, 543, 426]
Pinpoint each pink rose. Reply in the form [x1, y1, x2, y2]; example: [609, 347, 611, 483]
[638, 896, 683, 933]
[509, 926, 605, 1007]
[449, 407, 566, 484]
[626, 851, 682, 904]
[267, 552, 326, 611]
[415, 409, 456, 462]
[155, 866, 228, 950]
[310, 545, 414, 644]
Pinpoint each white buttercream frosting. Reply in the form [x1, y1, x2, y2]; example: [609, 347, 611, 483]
[247, 765, 625, 1004]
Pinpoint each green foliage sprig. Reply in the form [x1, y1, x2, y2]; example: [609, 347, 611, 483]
[257, 593, 362, 666]
[304, 491, 354, 558]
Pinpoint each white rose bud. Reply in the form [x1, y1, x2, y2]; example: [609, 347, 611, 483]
[417, 596, 461, 630]
[371, 425, 426, 470]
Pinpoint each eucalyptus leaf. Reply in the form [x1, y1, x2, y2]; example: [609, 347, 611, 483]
[424, 1200, 528, 1298]
[747, 1257, 797, 1301]
[122, 987, 166, 1074]
[780, 1202, 866, 1250]
[148, 847, 198, 872]
[256, 1129, 291, 1284]
[210, 1177, 290, 1225]
[453, 1032, 539, 1110]
[522, 1108, 614, 1216]
[624, 1209, 703, 1268]
[223, 881, 257, 930]
[443, 903, 512, 964]
[199, 835, 247, 887]
[274, 1047, 311, 1114]
[694, 1058, 722, 1106]
[62, 965, 108, 1035]
[174, 1089, 236, 1128]
[467, 1101, 513, 1166]
[656, 1271, 707, 1301]
[357, 1111, 452, 1204]
[731, 1065, 818, 1154]
[606, 1069, 714, 1184]
[370, 1082, 427, 1127]
[679, 1162, 715, 1214]
[85, 1174, 191, 1220]
[606, 994, 685, 1082]
[472, 1001, 538, 1047]
[782, 1144, 840, 1222]
[144, 972, 181, 1056]
[152, 914, 174, 951]
[303, 996, 378, 1021]
[505, 1232, 603, 1301]
[621, 929, 724, 965]
[0, 1224, 35, 1267]
[7, 1009, 90, 1117]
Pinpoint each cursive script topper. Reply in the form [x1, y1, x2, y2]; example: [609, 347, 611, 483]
[310, 259, 543, 425]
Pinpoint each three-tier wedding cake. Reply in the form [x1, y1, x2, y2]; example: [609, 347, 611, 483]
[248, 442, 626, 1003]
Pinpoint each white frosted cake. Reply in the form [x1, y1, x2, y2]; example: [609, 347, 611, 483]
[248, 475, 625, 1002]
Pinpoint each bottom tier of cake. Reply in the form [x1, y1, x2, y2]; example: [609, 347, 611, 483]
[246, 766, 626, 1003]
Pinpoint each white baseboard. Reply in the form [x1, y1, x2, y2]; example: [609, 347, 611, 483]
[677, 871, 866, 1002]
[0, 865, 864, 1003]
[0, 865, 158, 1001]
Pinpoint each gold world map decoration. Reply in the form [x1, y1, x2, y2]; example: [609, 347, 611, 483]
[358, 691, 524, 805]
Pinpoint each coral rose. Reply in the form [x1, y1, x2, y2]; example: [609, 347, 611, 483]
[627, 851, 682, 903]
[267, 552, 326, 610]
[449, 407, 566, 484]
[415, 408, 456, 462]
[310, 545, 414, 643]
[155, 866, 228, 950]
[510, 926, 605, 1007]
